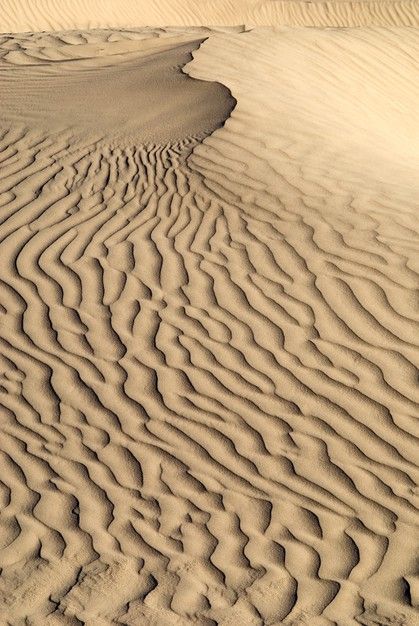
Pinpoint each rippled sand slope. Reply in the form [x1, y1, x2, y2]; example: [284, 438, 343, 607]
[0, 26, 418, 626]
[2, 1, 419, 31]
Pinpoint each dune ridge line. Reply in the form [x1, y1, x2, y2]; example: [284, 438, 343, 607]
[0, 23, 418, 626]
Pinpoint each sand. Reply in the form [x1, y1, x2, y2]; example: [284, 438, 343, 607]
[2, 1, 419, 31]
[0, 6, 418, 626]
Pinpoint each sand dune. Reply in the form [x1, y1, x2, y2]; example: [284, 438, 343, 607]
[0, 17, 418, 626]
[0, 30, 236, 143]
[2, 1, 419, 32]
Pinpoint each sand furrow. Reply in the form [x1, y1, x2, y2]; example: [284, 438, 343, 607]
[0, 25, 418, 626]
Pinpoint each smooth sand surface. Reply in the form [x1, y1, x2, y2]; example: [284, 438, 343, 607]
[0, 13, 418, 626]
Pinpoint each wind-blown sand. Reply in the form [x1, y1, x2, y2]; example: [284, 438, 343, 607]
[0, 10, 418, 626]
[2, 1, 419, 31]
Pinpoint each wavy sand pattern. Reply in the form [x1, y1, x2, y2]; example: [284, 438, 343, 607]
[0, 21, 418, 626]
[3, 1, 419, 31]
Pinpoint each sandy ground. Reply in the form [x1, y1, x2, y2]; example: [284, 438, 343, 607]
[2, 1, 419, 31]
[0, 9, 418, 626]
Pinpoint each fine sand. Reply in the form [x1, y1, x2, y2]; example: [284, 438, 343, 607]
[0, 10, 418, 626]
[3, 1, 419, 31]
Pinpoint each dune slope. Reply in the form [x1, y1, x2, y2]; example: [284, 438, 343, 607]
[2, 1, 419, 31]
[0, 25, 418, 626]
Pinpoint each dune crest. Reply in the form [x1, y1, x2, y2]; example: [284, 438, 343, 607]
[2, 1, 419, 31]
[0, 31, 235, 144]
[0, 24, 418, 626]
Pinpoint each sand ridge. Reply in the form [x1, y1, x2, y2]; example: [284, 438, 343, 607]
[0, 22, 418, 626]
[0, 29, 236, 144]
[2, 1, 419, 32]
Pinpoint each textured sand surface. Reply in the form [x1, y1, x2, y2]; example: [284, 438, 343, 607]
[2, 1, 419, 31]
[0, 17, 418, 626]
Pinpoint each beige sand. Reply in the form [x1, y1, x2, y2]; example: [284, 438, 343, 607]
[2, 1, 419, 31]
[0, 14, 418, 626]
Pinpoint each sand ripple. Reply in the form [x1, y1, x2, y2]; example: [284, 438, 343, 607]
[0, 27, 418, 626]
[2, 1, 419, 31]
